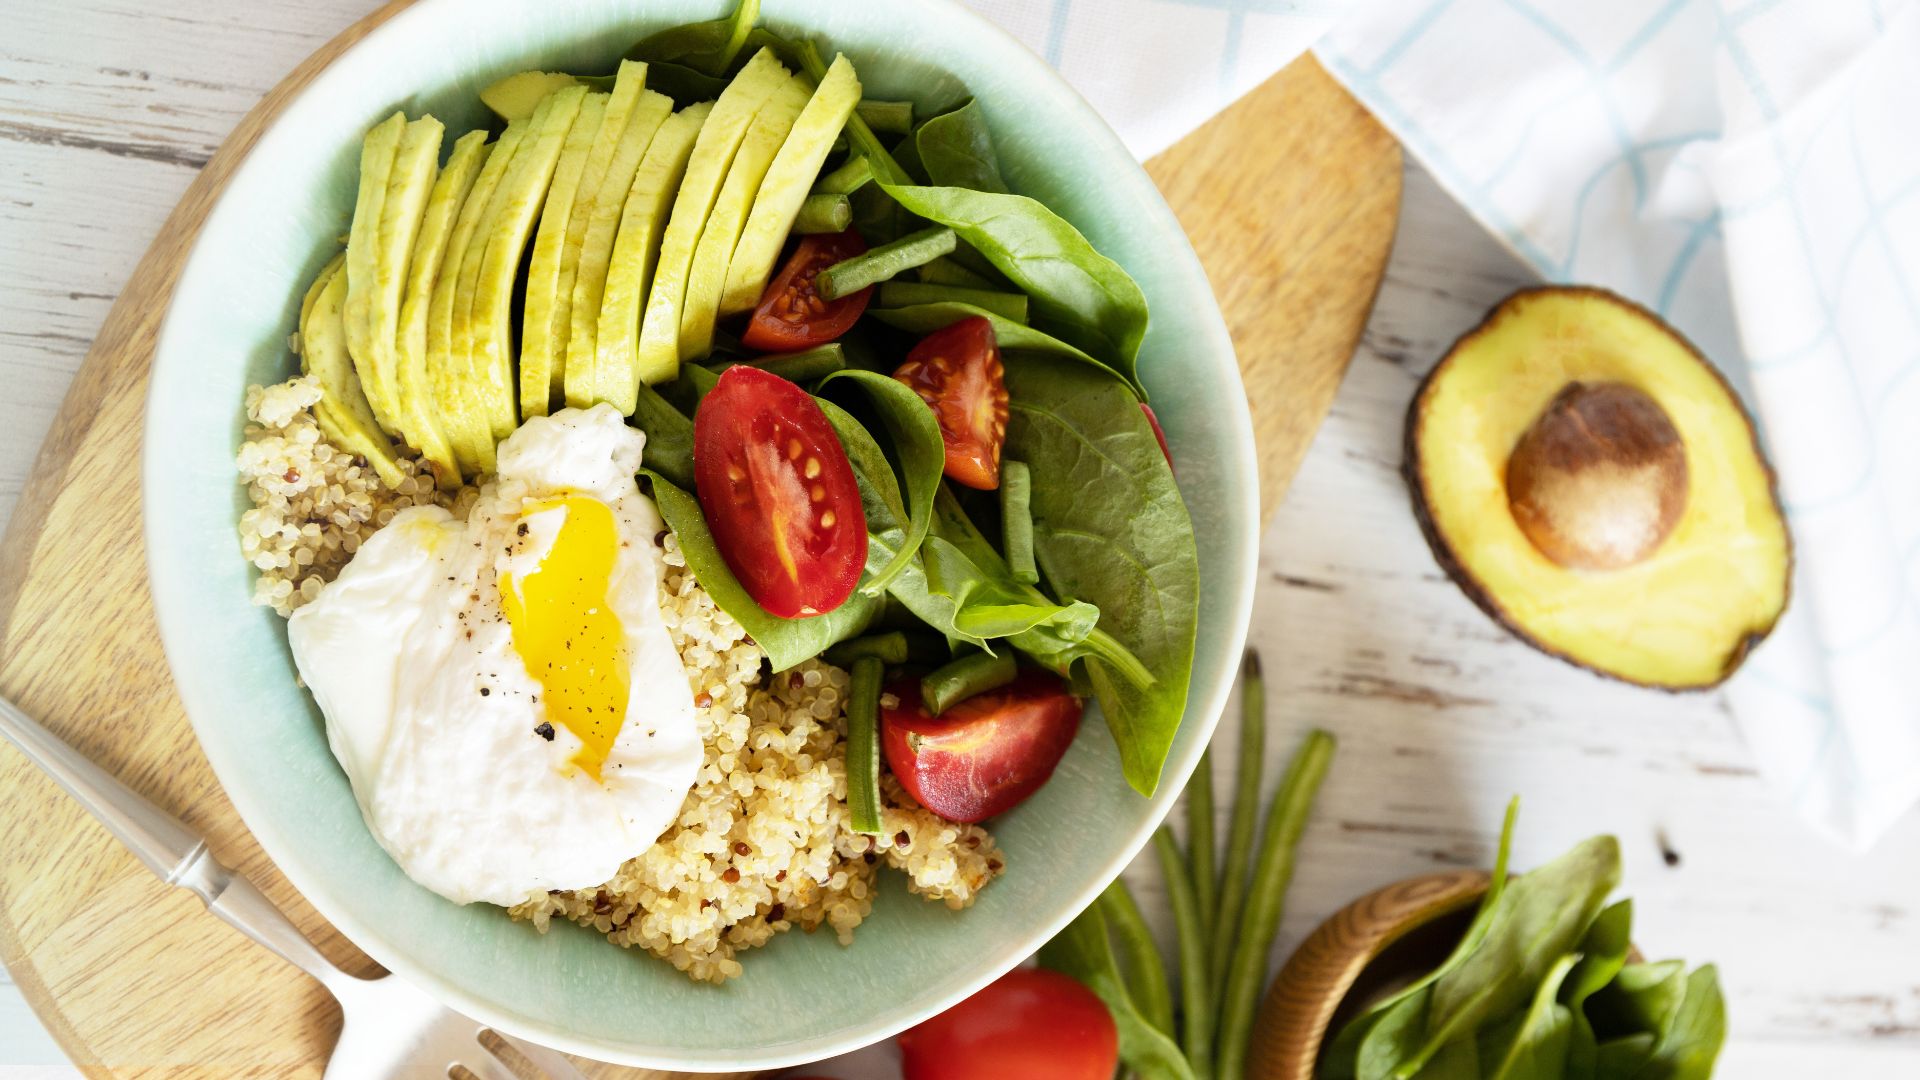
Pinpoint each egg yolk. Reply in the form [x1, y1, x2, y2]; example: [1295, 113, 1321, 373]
[500, 495, 628, 780]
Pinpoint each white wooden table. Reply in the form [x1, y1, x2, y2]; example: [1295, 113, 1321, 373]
[4, 3, 1918, 1075]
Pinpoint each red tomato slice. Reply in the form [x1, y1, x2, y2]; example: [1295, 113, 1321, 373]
[692, 366, 867, 618]
[741, 229, 872, 352]
[881, 669, 1081, 823]
[894, 316, 1009, 490]
[899, 968, 1118, 1080]
[1141, 402, 1175, 473]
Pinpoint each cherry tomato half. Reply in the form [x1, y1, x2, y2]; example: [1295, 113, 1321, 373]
[899, 968, 1118, 1080]
[741, 229, 873, 352]
[881, 669, 1081, 823]
[692, 366, 867, 618]
[894, 316, 1009, 490]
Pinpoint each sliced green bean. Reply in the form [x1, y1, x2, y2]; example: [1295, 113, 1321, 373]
[1188, 747, 1217, 951]
[816, 226, 957, 300]
[878, 281, 1029, 324]
[825, 631, 910, 667]
[1209, 648, 1267, 1003]
[1154, 828, 1213, 1078]
[1217, 728, 1336, 1080]
[999, 460, 1038, 584]
[854, 99, 914, 134]
[846, 657, 885, 834]
[814, 154, 874, 196]
[917, 255, 998, 290]
[793, 192, 852, 234]
[920, 649, 1017, 714]
[709, 343, 847, 385]
[1099, 879, 1176, 1040]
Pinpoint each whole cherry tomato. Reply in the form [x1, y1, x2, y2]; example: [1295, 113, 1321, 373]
[899, 968, 1118, 1080]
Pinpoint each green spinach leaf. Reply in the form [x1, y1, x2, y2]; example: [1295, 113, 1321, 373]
[1038, 901, 1198, 1080]
[1002, 355, 1197, 796]
[1641, 966, 1726, 1080]
[817, 369, 944, 594]
[643, 469, 876, 670]
[622, 0, 760, 75]
[1563, 899, 1635, 1080]
[1483, 954, 1580, 1080]
[915, 99, 1008, 193]
[877, 183, 1149, 389]
[629, 383, 696, 491]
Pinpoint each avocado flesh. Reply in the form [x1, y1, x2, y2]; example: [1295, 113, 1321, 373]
[555, 60, 651, 413]
[344, 112, 404, 435]
[521, 91, 609, 420]
[594, 103, 711, 413]
[636, 47, 791, 386]
[472, 86, 590, 443]
[366, 115, 445, 445]
[1408, 287, 1790, 689]
[566, 89, 675, 403]
[397, 129, 489, 488]
[300, 257, 406, 487]
[480, 70, 611, 123]
[431, 121, 525, 476]
[721, 53, 864, 316]
[680, 73, 811, 359]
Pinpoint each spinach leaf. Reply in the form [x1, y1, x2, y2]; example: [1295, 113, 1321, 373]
[1406, 836, 1623, 1074]
[1483, 953, 1580, 1080]
[1590, 961, 1687, 1044]
[641, 61, 733, 106]
[1593, 1034, 1657, 1079]
[878, 183, 1149, 389]
[622, 0, 759, 75]
[915, 99, 1008, 193]
[1563, 899, 1635, 1080]
[1642, 966, 1726, 1080]
[818, 369, 944, 594]
[629, 383, 696, 491]
[1002, 355, 1197, 797]
[868, 301, 1132, 387]
[643, 469, 876, 670]
[1038, 901, 1198, 1080]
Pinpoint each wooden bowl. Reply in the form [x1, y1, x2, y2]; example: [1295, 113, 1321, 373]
[1247, 870, 1492, 1079]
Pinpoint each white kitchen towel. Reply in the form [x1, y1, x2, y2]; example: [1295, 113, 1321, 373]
[967, 0, 1920, 848]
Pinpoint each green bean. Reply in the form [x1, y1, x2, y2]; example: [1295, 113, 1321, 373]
[877, 281, 1030, 324]
[999, 461, 1038, 584]
[846, 657, 885, 834]
[1209, 649, 1266, 1003]
[793, 192, 852, 233]
[854, 99, 914, 134]
[1098, 880, 1176, 1040]
[920, 649, 1017, 714]
[916, 256, 998, 290]
[816, 226, 957, 300]
[1188, 748, 1217, 951]
[708, 343, 847, 385]
[813, 154, 874, 196]
[1217, 728, 1336, 1080]
[1154, 827, 1213, 1078]
[824, 631, 910, 667]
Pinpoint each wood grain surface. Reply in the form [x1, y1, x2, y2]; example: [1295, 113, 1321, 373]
[0, 6, 1400, 1072]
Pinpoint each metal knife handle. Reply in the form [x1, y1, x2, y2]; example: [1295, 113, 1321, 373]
[0, 693, 347, 991]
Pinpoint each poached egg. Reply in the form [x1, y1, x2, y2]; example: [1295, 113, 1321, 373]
[289, 405, 699, 905]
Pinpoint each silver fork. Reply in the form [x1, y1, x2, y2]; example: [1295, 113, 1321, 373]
[0, 693, 591, 1080]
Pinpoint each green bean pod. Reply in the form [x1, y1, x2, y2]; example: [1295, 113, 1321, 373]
[1154, 827, 1214, 1078]
[793, 192, 852, 233]
[846, 657, 885, 834]
[877, 281, 1030, 323]
[1098, 879, 1176, 1040]
[824, 630, 910, 667]
[920, 649, 1017, 714]
[813, 154, 874, 196]
[1209, 649, 1267, 1002]
[999, 460, 1038, 584]
[816, 226, 958, 299]
[854, 98, 914, 134]
[1188, 748, 1217, 949]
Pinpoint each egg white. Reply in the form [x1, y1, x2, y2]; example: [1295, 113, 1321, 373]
[289, 405, 700, 906]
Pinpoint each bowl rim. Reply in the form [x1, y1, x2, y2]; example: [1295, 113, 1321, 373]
[143, 0, 1260, 1068]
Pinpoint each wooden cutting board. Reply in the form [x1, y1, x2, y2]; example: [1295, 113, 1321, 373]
[0, 0, 1400, 1072]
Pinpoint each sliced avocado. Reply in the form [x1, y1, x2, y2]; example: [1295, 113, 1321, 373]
[548, 62, 651, 402]
[521, 91, 608, 420]
[300, 257, 406, 487]
[593, 103, 711, 414]
[635, 47, 791, 386]
[1407, 286, 1791, 689]
[431, 121, 525, 476]
[343, 112, 404, 434]
[397, 129, 489, 488]
[480, 70, 612, 123]
[721, 53, 863, 316]
[364, 115, 444, 442]
[680, 73, 811, 359]
[565, 88, 674, 406]
[472, 85, 590, 442]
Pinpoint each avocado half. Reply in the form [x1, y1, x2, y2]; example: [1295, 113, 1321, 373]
[1405, 287, 1791, 690]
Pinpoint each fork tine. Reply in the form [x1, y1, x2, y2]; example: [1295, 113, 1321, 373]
[490, 1032, 593, 1080]
[453, 1052, 523, 1080]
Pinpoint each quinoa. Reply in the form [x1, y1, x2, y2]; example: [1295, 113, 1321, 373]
[237, 377, 1004, 982]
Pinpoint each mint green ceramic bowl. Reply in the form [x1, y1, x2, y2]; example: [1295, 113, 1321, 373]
[145, 0, 1257, 1068]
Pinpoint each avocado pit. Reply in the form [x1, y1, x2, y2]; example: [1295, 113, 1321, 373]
[1506, 382, 1688, 571]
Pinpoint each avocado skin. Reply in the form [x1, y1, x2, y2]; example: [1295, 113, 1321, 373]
[1402, 285, 1792, 691]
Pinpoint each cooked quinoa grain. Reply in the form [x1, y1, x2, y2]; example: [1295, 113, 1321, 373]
[238, 383, 1004, 981]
